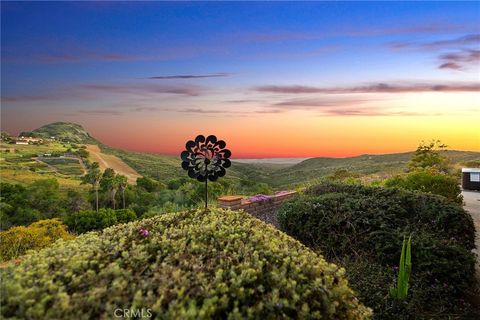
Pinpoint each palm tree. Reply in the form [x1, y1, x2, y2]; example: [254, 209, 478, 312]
[117, 175, 128, 209]
[107, 175, 122, 210]
[81, 162, 102, 212]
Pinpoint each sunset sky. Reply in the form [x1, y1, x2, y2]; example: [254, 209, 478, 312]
[1, 2, 479, 158]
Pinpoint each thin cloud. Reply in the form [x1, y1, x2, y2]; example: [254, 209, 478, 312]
[177, 108, 225, 114]
[319, 108, 444, 117]
[1, 95, 54, 102]
[79, 83, 205, 96]
[389, 34, 480, 71]
[254, 109, 285, 114]
[77, 109, 123, 116]
[255, 83, 480, 94]
[176, 107, 280, 116]
[147, 73, 231, 80]
[273, 97, 371, 109]
[438, 62, 463, 70]
[131, 106, 160, 112]
[225, 99, 261, 104]
[437, 49, 480, 70]
[234, 23, 478, 44]
[2, 82, 207, 103]
[390, 34, 480, 50]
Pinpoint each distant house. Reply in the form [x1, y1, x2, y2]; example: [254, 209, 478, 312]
[13, 136, 43, 145]
[462, 168, 480, 191]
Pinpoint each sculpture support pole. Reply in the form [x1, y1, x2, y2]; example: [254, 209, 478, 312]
[205, 179, 208, 209]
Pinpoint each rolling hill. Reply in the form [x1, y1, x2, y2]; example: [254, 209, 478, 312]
[267, 150, 480, 188]
[5, 122, 480, 189]
[20, 122, 98, 144]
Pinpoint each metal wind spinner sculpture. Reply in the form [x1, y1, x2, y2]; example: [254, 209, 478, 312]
[180, 135, 231, 208]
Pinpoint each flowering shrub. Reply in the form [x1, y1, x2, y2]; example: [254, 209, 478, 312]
[0, 218, 73, 261]
[1, 208, 371, 319]
[247, 194, 272, 202]
[138, 227, 150, 237]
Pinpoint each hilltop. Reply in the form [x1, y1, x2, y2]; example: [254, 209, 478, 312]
[20, 122, 97, 144]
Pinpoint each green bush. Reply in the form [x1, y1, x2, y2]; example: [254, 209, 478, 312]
[278, 182, 476, 318]
[384, 169, 462, 204]
[63, 208, 136, 233]
[114, 208, 137, 224]
[1, 209, 371, 319]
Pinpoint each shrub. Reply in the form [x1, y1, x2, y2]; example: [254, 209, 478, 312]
[0, 219, 73, 261]
[279, 182, 476, 318]
[64, 208, 115, 233]
[384, 169, 462, 204]
[64, 208, 137, 233]
[114, 208, 137, 224]
[1, 209, 371, 319]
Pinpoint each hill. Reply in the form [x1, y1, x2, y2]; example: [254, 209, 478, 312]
[268, 150, 480, 188]
[7, 122, 480, 190]
[20, 122, 97, 144]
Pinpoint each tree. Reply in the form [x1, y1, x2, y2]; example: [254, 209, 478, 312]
[408, 140, 450, 173]
[0, 131, 12, 143]
[100, 168, 115, 190]
[104, 174, 122, 210]
[76, 148, 89, 158]
[117, 175, 128, 209]
[81, 162, 102, 212]
[65, 190, 91, 212]
[138, 176, 162, 192]
[27, 179, 65, 218]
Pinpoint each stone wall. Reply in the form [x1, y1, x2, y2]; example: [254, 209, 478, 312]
[217, 191, 297, 228]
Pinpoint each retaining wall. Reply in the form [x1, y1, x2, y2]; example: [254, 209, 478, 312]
[217, 191, 297, 227]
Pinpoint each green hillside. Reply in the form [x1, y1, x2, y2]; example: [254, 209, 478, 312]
[20, 122, 97, 144]
[102, 145, 278, 189]
[268, 150, 480, 188]
[9, 122, 480, 190]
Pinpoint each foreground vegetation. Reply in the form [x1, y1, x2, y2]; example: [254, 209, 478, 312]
[0, 208, 371, 319]
[278, 182, 477, 319]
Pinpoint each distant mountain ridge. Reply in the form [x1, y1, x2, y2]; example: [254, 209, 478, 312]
[20, 122, 97, 144]
[17, 122, 480, 188]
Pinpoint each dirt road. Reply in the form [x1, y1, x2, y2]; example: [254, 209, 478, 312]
[85, 145, 140, 184]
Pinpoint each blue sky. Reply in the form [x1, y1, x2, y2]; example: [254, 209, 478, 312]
[1, 1, 479, 157]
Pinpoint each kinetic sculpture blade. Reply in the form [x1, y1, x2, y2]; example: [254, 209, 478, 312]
[180, 135, 231, 208]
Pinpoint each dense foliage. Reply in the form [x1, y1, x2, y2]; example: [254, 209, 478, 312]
[384, 169, 463, 204]
[278, 182, 476, 318]
[407, 140, 450, 173]
[63, 208, 136, 233]
[1, 209, 371, 319]
[0, 180, 90, 230]
[0, 219, 73, 261]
